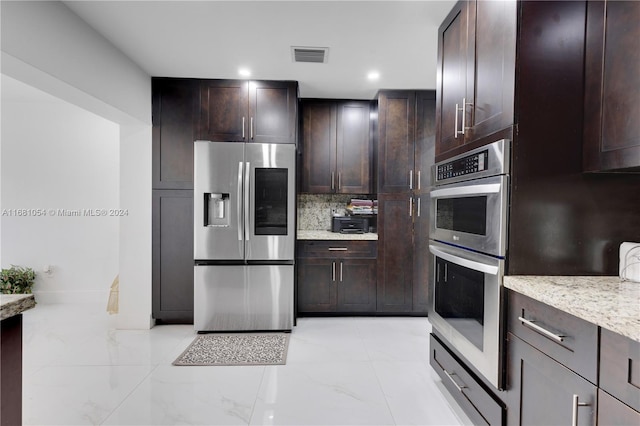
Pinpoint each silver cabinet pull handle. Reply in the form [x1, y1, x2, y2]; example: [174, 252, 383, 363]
[444, 370, 466, 393]
[331, 172, 335, 190]
[454, 103, 459, 139]
[339, 262, 343, 282]
[328, 247, 348, 251]
[409, 170, 413, 190]
[461, 97, 466, 135]
[571, 394, 589, 426]
[242, 117, 246, 139]
[332, 261, 336, 282]
[250, 117, 254, 139]
[338, 172, 341, 190]
[518, 316, 566, 342]
[417, 197, 421, 217]
[409, 197, 413, 217]
[417, 170, 421, 190]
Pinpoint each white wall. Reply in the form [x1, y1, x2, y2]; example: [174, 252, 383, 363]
[1, 1, 153, 328]
[1, 77, 120, 304]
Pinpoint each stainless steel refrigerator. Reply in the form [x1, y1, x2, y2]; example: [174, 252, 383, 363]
[193, 141, 295, 332]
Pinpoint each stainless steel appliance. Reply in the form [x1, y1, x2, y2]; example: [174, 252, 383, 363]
[194, 141, 295, 332]
[428, 139, 510, 389]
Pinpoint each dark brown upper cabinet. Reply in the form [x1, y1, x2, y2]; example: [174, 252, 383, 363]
[376, 91, 416, 194]
[584, 0, 640, 172]
[435, 0, 517, 162]
[300, 99, 371, 194]
[152, 78, 199, 189]
[200, 80, 298, 144]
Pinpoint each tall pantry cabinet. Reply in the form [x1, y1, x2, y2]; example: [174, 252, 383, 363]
[374, 90, 435, 314]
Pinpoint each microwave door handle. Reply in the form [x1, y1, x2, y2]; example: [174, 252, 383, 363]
[429, 245, 500, 275]
[237, 162, 243, 241]
[430, 183, 501, 198]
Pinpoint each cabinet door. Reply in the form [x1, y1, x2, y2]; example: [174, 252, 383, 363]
[249, 81, 298, 144]
[152, 190, 194, 323]
[301, 101, 337, 193]
[377, 193, 413, 312]
[436, 1, 471, 159]
[584, 0, 640, 172]
[200, 80, 248, 142]
[507, 334, 596, 426]
[377, 91, 416, 193]
[152, 78, 199, 189]
[337, 259, 376, 312]
[598, 389, 640, 426]
[413, 91, 436, 313]
[297, 258, 337, 312]
[336, 101, 371, 194]
[467, 0, 516, 143]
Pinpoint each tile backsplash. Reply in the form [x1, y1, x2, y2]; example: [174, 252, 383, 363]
[297, 194, 368, 231]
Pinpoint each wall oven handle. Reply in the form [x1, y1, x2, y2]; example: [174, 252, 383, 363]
[429, 245, 499, 275]
[518, 316, 566, 342]
[431, 183, 501, 198]
[237, 162, 243, 241]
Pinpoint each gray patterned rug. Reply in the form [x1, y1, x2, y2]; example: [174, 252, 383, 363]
[173, 333, 290, 366]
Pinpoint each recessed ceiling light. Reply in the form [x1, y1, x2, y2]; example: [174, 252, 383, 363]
[238, 68, 251, 77]
[367, 71, 380, 81]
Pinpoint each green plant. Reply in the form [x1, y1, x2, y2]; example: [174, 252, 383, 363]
[0, 265, 36, 294]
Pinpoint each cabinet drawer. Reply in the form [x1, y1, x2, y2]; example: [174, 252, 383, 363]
[600, 328, 640, 412]
[507, 290, 598, 384]
[430, 334, 504, 426]
[297, 240, 377, 259]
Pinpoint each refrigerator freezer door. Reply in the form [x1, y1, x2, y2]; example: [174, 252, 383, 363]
[194, 264, 294, 331]
[194, 141, 245, 260]
[244, 143, 296, 260]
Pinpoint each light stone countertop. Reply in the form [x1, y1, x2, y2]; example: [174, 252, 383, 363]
[0, 294, 36, 321]
[297, 230, 378, 241]
[504, 276, 640, 342]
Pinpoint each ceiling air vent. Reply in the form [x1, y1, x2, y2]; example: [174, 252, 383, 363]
[292, 46, 329, 64]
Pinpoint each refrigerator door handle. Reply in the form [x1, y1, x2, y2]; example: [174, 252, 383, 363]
[244, 162, 251, 241]
[237, 162, 244, 241]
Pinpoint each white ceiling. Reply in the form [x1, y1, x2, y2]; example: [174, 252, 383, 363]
[63, 0, 456, 100]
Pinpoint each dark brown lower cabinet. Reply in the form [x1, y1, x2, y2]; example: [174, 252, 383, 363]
[152, 190, 194, 323]
[297, 240, 376, 314]
[377, 193, 413, 313]
[598, 389, 640, 426]
[507, 333, 597, 425]
[1, 315, 22, 426]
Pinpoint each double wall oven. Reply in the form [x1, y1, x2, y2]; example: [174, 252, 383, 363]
[428, 139, 510, 389]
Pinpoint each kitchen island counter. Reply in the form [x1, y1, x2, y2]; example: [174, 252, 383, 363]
[297, 230, 378, 241]
[504, 276, 639, 342]
[1, 293, 36, 320]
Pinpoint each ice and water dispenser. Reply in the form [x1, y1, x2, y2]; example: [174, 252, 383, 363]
[204, 193, 229, 227]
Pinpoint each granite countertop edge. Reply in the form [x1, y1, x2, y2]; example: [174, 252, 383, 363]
[0, 294, 36, 321]
[504, 275, 640, 343]
[297, 230, 378, 241]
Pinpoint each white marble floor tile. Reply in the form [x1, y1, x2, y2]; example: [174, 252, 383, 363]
[250, 362, 395, 425]
[21, 304, 469, 426]
[22, 365, 153, 425]
[373, 361, 468, 426]
[102, 364, 265, 425]
[49, 326, 195, 367]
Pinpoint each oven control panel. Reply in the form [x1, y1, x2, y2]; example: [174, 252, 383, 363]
[436, 149, 489, 181]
